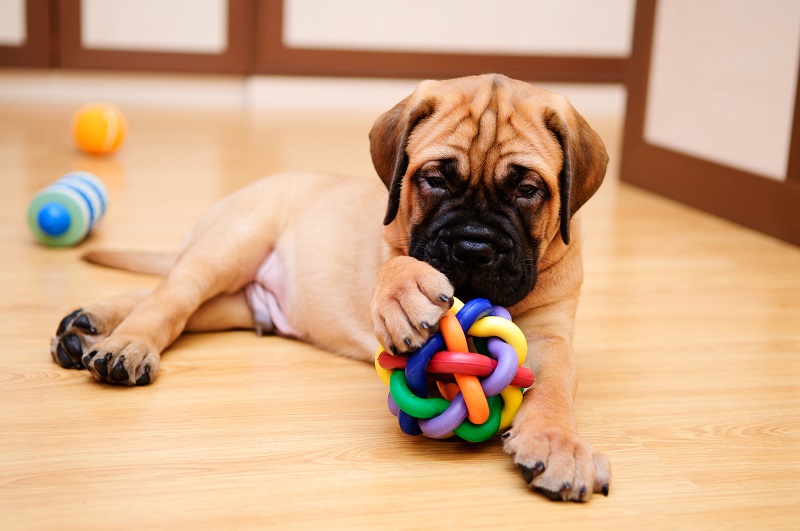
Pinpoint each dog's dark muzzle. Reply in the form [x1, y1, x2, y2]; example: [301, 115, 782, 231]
[446, 224, 514, 266]
[412, 221, 532, 306]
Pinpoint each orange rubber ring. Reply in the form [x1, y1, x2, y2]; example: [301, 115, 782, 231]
[437, 381, 460, 402]
[440, 313, 490, 424]
[455, 373, 490, 423]
[440, 313, 468, 352]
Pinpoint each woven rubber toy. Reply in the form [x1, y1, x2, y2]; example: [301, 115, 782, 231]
[375, 298, 534, 443]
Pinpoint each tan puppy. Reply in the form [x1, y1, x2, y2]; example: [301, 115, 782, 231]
[51, 74, 610, 502]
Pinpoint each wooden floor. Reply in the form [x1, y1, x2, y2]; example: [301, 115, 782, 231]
[1, 101, 799, 530]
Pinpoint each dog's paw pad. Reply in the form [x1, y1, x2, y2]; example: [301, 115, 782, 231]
[51, 309, 108, 370]
[93, 353, 111, 378]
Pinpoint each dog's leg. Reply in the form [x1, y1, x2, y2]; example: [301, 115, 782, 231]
[53, 288, 255, 372]
[62, 175, 309, 386]
[79, 239, 270, 386]
[184, 291, 254, 332]
[502, 306, 612, 502]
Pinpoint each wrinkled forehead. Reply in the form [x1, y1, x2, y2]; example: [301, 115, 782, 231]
[405, 80, 564, 183]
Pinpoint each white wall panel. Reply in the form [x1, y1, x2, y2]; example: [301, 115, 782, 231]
[644, 0, 800, 181]
[82, 0, 228, 54]
[284, 0, 635, 57]
[0, 0, 26, 46]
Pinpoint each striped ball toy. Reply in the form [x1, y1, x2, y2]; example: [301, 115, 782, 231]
[27, 171, 109, 247]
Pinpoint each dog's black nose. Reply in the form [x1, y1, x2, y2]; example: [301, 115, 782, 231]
[453, 239, 495, 264]
[448, 224, 502, 265]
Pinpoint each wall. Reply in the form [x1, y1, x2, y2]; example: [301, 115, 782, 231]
[644, 0, 800, 181]
[0, 0, 632, 114]
[284, 0, 634, 57]
[0, 0, 25, 46]
[81, 0, 228, 54]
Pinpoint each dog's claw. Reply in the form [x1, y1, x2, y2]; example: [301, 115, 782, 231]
[82, 351, 98, 367]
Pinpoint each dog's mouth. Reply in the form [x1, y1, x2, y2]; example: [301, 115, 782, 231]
[409, 222, 537, 307]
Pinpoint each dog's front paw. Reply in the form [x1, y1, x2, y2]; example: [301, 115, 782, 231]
[503, 422, 611, 502]
[82, 334, 160, 386]
[372, 256, 454, 354]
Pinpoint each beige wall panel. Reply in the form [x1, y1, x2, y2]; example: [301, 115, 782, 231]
[644, 0, 800, 181]
[0, 0, 25, 46]
[81, 0, 228, 54]
[284, 0, 635, 57]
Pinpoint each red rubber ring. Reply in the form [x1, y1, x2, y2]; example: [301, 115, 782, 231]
[377, 351, 534, 388]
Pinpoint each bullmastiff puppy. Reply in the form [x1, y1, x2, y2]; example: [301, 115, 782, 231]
[51, 74, 611, 501]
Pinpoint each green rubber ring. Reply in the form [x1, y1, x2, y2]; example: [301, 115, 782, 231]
[389, 370, 450, 419]
[453, 395, 503, 443]
[27, 188, 89, 247]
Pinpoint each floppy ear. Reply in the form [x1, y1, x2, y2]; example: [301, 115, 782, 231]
[369, 94, 435, 225]
[545, 101, 609, 245]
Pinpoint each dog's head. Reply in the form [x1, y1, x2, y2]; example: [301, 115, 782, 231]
[370, 74, 608, 307]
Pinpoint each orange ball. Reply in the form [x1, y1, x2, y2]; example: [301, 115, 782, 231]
[72, 103, 127, 155]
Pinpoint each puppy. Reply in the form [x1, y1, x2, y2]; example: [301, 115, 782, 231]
[51, 74, 610, 501]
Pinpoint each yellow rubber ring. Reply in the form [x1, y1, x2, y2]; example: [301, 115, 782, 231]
[499, 387, 523, 429]
[467, 316, 528, 365]
[375, 347, 392, 387]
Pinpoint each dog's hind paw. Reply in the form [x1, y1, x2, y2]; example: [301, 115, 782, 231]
[51, 304, 158, 386]
[81, 335, 160, 386]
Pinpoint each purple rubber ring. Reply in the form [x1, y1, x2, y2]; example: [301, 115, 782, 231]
[388, 394, 400, 417]
[492, 305, 512, 320]
[479, 338, 518, 395]
[419, 393, 468, 438]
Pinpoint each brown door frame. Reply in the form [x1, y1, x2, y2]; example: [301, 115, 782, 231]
[621, 0, 800, 246]
[0, 0, 54, 67]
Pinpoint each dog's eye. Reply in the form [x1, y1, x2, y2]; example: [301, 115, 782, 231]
[517, 183, 539, 199]
[422, 171, 447, 189]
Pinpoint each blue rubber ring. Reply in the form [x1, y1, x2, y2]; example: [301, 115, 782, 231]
[398, 411, 422, 435]
[404, 298, 494, 397]
[405, 332, 444, 397]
